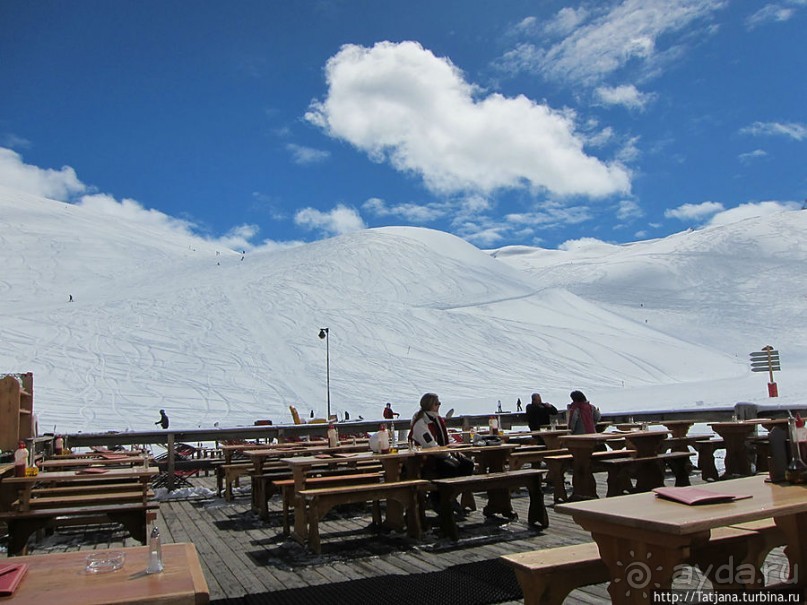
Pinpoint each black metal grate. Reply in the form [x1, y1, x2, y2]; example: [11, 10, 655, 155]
[211, 558, 522, 605]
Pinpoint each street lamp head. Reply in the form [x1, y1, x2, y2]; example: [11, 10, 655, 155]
[318, 328, 328, 340]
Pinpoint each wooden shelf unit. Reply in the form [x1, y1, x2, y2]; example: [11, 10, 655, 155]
[0, 372, 34, 453]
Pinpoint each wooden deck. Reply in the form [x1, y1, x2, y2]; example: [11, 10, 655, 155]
[3, 472, 790, 604]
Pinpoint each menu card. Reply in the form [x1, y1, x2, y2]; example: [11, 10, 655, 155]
[653, 486, 752, 505]
[97, 452, 129, 460]
[75, 467, 109, 474]
[0, 563, 29, 596]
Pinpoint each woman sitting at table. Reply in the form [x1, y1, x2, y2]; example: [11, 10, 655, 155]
[410, 392, 474, 479]
[567, 390, 601, 434]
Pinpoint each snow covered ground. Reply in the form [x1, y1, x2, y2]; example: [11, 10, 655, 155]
[2, 186, 806, 435]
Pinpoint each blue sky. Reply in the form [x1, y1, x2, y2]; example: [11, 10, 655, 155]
[1, 0, 805, 250]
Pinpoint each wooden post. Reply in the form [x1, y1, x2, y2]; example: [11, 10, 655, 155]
[167, 432, 175, 491]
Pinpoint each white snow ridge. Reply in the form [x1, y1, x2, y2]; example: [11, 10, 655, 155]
[2, 186, 806, 434]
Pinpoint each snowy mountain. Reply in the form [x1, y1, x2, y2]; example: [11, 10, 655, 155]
[2, 187, 806, 433]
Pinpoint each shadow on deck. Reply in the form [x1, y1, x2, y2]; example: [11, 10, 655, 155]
[211, 558, 521, 605]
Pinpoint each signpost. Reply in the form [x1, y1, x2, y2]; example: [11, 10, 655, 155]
[750, 345, 781, 397]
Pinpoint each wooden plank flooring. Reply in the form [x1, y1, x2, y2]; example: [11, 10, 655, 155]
[4, 472, 791, 604]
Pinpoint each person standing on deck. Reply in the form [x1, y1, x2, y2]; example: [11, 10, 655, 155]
[566, 391, 600, 434]
[525, 393, 558, 430]
[383, 402, 399, 419]
[155, 409, 170, 429]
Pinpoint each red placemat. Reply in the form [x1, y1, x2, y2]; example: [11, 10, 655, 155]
[0, 563, 29, 596]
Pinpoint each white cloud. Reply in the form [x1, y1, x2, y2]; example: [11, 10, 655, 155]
[665, 201, 725, 220]
[543, 7, 590, 37]
[502, 0, 726, 86]
[746, 3, 800, 29]
[362, 197, 445, 222]
[511, 16, 540, 36]
[78, 193, 199, 236]
[558, 237, 619, 252]
[740, 121, 807, 141]
[616, 136, 642, 163]
[286, 143, 331, 165]
[78, 194, 279, 253]
[0, 147, 86, 200]
[214, 224, 261, 251]
[456, 223, 508, 247]
[617, 199, 644, 220]
[306, 41, 630, 199]
[595, 85, 656, 110]
[0, 147, 295, 253]
[0, 134, 32, 149]
[505, 202, 594, 228]
[705, 201, 802, 227]
[738, 149, 768, 163]
[294, 204, 366, 236]
[586, 126, 615, 148]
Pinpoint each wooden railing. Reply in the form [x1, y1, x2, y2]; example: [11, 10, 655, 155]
[57, 402, 802, 490]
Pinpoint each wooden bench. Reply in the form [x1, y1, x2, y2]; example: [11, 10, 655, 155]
[544, 450, 636, 503]
[30, 481, 150, 497]
[509, 448, 567, 471]
[600, 451, 693, 496]
[251, 460, 385, 519]
[15, 489, 155, 510]
[249, 468, 293, 516]
[0, 501, 160, 556]
[215, 462, 252, 500]
[275, 471, 384, 533]
[692, 438, 724, 482]
[729, 518, 788, 584]
[298, 480, 429, 554]
[692, 521, 786, 589]
[502, 542, 609, 605]
[429, 469, 547, 541]
[501, 520, 788, 604]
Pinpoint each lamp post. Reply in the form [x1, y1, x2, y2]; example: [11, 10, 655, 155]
[318, 328, 330, 420]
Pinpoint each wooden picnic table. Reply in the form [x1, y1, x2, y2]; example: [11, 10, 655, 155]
[655, 418, 697, 439]
[659, 433, 713, 454]
[505, 429, 570, 450]
[51, 448, 145, 459]
[558, 433, 630, 500]
[619, 430, 670, 457]
[38, 455, 148, 471]
[1, 467, 160, 555]
[753, 418, 791, 475]
[242, 442, 372, 474]
[559, 431, 670, 500]
[242, 442, 377, 516]
[3, 467, 157, 511]
[556, 475, 807, 604]
[0, 542, 208, 604]
[282, 443, 519, 544]
[224, 438, 371, 464]
[621, 429, 673, 492]
[221, 440, 326, 464]
[708, 420, 760, 478]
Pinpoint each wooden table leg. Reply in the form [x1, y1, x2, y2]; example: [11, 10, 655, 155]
[633, 459, 665, 493]
[526, 474, 549, 528]
[581, 520, 709, 605]
[381, 458, 407, 531]
[694, 441, 721, 482]
[775, 512, 807, 586]
[291, 467, 308, 544]
[568, 445, 598, 500]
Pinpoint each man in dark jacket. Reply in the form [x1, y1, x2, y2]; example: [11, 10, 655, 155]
[525, 393, 558, 430]
[155, 409, 169, 429]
